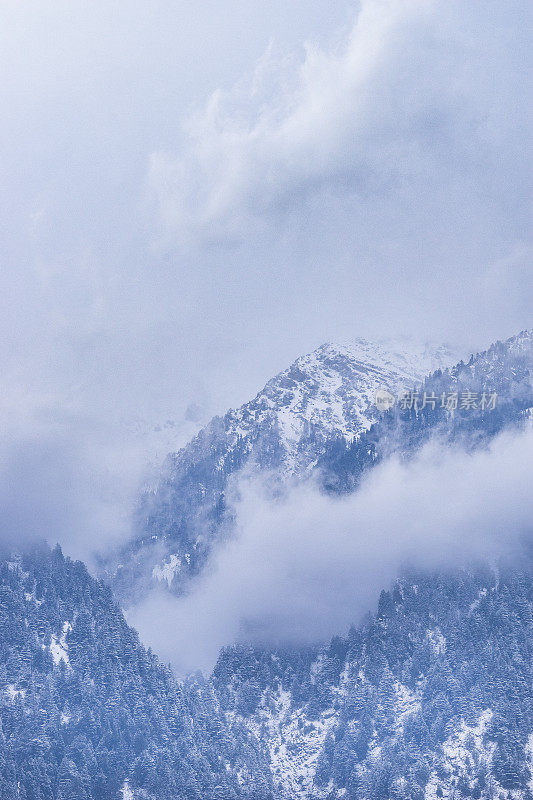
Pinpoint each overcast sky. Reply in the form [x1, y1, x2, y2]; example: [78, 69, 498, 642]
[0, 0, 531, 558]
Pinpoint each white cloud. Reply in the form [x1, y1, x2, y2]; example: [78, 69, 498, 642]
[0, 421, 144, 566]
[0, 0, 530, 585]
[0, 0, 530, 478]
[149, 0, 531, 249]
[129, 426, 533, 674]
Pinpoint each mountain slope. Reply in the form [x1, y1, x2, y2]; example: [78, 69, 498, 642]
[4, 553, 532, 799]
[111, 339, 453, 601]
[210, 563, 533, 800]
[0, 543, 266, 800]
[111, 332, 533, 604]
[207, 339, 453, 477]
[2, 331, 533, 800]
[109, 329, 532, 607]
[318, 329, 533, 494]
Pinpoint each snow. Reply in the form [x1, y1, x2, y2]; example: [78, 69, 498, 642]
[394, 682, 421, 732]
[468, 587, 487, 614]
[335, 662, 351, 692]
[442, 708, 493, 766]
[426, 627, 447, 655]
[309, 652, 327, 685]
[121, 780, 134, 800]
[526, 734, 533, 793]
[522, 407, 533, 425]
[152, 553, 182, 587]
[50, 621, 71, 667]
[24, 590, 43, 607]
[425, 709, 495, 800]
[231, 685, 337, 799]
[205, 338, 457, 477]
[60, 713, 71, 725]
[6, 557, 29, 579]
[6, 684, 25, 701]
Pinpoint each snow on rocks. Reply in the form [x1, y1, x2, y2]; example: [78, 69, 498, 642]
[50, 621, 71, 667]
[394, 681, 421, 733]
[5, 684, 26, 701]
[120, 780, 134, 800]
[427, 627, 447, 656]
[218, 338, 456, 476]
[231, 685, 337, 800]
[425, 709, 495, 800]
[152, 553, 182, 587]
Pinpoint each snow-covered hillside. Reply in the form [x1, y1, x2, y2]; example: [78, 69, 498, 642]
[111, 332, 533, 602]
[1, 332, 532, 800]
[217, 338, 455, 476]
[111, 339, 455, 600]
[211, 566, 533, 800]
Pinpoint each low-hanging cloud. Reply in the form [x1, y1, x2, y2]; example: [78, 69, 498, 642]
[129, 426, 533, 674]
[0, 417, 150, 567]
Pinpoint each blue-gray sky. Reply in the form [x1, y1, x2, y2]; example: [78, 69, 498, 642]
[0, 0, 531, 559]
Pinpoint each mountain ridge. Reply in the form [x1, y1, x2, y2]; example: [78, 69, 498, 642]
[110, 337, 457, 601]
[210, 561, 533, 800]
[1, 329, 532, 799]
[110, 332, 533, 603]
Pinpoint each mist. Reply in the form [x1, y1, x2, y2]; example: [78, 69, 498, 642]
[0, 421, 144, 565]
[0, 0, 531, 470]
[129, 426, 533, 674]
[0, 0, 531, 637]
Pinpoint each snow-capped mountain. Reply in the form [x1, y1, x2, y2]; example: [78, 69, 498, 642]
[210, 338, 455, 477]
[1, 331, 532, 800]
[111, 332, 533, 602]
[110, 339, 455, 600]
[318, 329, 533, 494]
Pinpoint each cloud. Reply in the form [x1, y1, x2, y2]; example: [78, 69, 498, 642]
[0, 0, 530, 590]
[0, 0, 530, 489]
[129, 426, 533, 674]
[0, 417, 147, 566]
[150, 0, 531, 245]
[147, 0, 532, 349]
